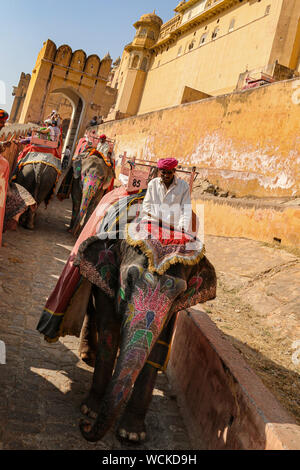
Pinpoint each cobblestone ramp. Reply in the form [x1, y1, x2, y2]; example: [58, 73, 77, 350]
[0, 199, 193, 450]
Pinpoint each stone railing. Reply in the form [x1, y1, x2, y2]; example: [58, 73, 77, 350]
[158, 15, 182, 40]
[205, 0, 223, 8]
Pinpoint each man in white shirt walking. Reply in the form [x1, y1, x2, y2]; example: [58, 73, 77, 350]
[142, 158, 192, 233]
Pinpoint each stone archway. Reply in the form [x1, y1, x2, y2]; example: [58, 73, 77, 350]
[61, 118, 71, 139]
[49, 87, 85, 153]
[16, 40, 117, 146]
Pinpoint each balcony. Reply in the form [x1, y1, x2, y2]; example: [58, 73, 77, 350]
[153, 0, 240, 50]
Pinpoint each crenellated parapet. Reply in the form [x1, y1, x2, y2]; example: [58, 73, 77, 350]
[32, 39, 111, 81]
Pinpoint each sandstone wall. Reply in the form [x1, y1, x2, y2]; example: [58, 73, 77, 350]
[95, 78, 300, 198]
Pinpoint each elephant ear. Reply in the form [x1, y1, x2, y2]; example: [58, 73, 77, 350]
[75, 237, 119, 298]
[171, 256, 217, 314]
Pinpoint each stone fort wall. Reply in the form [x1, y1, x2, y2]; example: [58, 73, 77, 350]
[95, 77, 300, 199]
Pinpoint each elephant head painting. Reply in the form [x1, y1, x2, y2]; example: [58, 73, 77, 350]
[69, 147, 115, 236]
[37, 186, 217, 444]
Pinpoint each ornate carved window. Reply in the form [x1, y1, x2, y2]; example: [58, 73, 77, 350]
[131, 55, 139, 68]
[141, 57, 148, 71]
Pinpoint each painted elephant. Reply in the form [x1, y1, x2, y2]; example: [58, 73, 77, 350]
[75, 230, 216, 443]
[69, 150, 115, 236]
[13, 156, 60, 229]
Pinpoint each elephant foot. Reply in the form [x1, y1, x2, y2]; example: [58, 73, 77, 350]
[117, 411, 147, 444]
[25, 222, 35, 231]
[79, 350, 96, 368]
[80, 391, 101, 419]
[79, 412, 112, 442]
[79, 419, 102, 442]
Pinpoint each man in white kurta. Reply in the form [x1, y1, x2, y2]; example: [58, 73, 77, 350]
[96, 134, 110, 158]
[141, 158, 192, 233]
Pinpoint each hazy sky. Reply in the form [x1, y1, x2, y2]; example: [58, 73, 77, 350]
[0, 0, 177, 113]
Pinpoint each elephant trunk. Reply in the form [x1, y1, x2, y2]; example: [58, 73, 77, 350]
[80, 297, 174, 442]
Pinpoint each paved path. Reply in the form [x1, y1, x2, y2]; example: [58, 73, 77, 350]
[0, 199, 192, 450]
[1, 197, 299, 450]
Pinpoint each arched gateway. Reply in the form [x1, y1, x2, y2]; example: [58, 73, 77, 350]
[16, 40, 117, 151]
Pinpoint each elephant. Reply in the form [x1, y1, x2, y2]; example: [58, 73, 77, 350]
[13, 157, 60, 229]
[37, 187, 216, 444]
[74, 222, 216, 443]
[68, 149, 115, 236]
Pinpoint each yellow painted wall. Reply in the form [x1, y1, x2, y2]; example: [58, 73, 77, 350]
[18, 40, 116, 141]
[193, 198, 300, 250]
[95, 78, 300, 198]
[138, 0, 294, 114]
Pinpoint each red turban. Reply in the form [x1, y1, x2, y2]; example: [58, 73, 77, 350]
[0, 109, 9, 121]
[157, 158, 178, 170]
[100, 134, 106, 140]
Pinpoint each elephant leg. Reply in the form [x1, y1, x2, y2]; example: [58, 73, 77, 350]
[117, 314, 177, 443]
[26, 207, 36, 230]
[78, 295, 98, 367]
[14, 166, 37, 229]
[69, 178, 82, 231]
[80, 287, 120, 420]
[79, 287, 177, 441]
[16, 163, 57, 229]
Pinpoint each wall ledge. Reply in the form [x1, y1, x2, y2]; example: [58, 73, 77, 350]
[167, 307, 300, 450]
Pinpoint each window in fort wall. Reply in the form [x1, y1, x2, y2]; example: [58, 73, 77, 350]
[188, 40, 195, 51]
[211, 27, 219, 40]
[131, 55, 140, 68]
[228, 18, 235, 33]
[177, 46, 183, 56]
[139, 28, 147, 37]
[199, 33, 208, 46]
[265, 5, 271, 15]
[141, 57, 148, 71]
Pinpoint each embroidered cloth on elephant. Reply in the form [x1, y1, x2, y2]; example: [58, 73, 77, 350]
[37, 186, 216, 344]
[16, 142, 61, 163]
[125, 220, 205, 275]
[36, 186, 132, 342]
[3, 182, 36, 231]
[12, 151, 62, 179]
[89, 148, 113, 168]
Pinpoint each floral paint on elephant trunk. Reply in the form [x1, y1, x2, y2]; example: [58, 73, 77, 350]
[111, 280, 174, 407]
[79, 173, 104, 225]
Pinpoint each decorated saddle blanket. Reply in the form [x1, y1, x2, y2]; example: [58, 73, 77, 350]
[4, 183, 36, 231]
[13, 151, 62, 177]
[37, 186, 215, 344]
[17, 143, 61, 163]
[89, 148, 113, 168]
[125, 220, 204, 275]
[37, 186, 133, 342]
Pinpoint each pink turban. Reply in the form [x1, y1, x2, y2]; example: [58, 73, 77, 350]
[99, 134, 106, 140]
[0, 109, 9, 122]
[157, 158, 178, 170]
